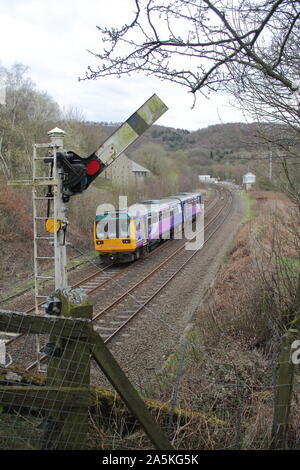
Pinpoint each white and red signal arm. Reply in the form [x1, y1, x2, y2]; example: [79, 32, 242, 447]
[45, 94, 168, 201]
[94, 94, 168, 170]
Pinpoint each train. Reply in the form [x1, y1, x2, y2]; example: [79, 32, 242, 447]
[94, 192, 202, 263]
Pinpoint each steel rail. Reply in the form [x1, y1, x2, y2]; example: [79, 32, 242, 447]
[5, 188, 223, 370]
[2, 188, 219, 308]
[92, 188, 232, 325]
[103, 189, 233, 343]
[25, 187, 231, 371]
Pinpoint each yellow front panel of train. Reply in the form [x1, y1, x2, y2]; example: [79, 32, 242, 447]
[94, 218, 136, 252]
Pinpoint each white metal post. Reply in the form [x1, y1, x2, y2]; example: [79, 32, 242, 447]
[48, 128, 68, 290]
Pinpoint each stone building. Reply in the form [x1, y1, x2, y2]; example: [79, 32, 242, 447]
[131, 161, 151, 186]
[100, 152, 151, 188]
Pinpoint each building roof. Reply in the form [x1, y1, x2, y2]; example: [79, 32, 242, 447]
[48, 127, 66, 135]
[131, 160, 151, 173]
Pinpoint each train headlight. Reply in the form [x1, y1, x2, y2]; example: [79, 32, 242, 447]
[96, 240, 104, 245]
[122, 239, 131, 244]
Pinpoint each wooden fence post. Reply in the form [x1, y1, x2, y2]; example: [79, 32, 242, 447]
[41, 287, 92, 450]
[88, 327, 173, 450]
[271, 334, 295, 449]
[0, 299, 173, 450]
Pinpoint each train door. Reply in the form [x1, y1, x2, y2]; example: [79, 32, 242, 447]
[158, 211, 162, 240]
[169, 207, 174, 238]
[173, 203, 183, 239]
[141, 216, 148, 245]
[135, 218, 142, 244]
[148, 212, 159, 240]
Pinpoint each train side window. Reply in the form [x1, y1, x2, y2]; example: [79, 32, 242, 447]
[151, 213, 159, 224]
[135, 220, 141, 232]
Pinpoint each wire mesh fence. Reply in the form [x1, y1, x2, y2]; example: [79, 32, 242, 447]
[1, 220, 300, 451]
[0, 290, 94, 450]
[0, 286, 172, 450]
[0, 288, 299, 451]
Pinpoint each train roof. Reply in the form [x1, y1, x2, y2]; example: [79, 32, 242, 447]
[159, 197, 182, 206]
[168, 192, 201, 202]
[174, 192, 201, 196]
[140, 199, 161, 204]
[138, 200, 170, 211]
[95, 192, 201, 220]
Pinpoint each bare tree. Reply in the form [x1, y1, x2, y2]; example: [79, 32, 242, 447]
[82, 1, 300, 188]
[83, 0, 300, 102]
[0, 63, 60, 179]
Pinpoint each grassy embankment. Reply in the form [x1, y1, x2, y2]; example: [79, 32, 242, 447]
[143, 189, 300, 450]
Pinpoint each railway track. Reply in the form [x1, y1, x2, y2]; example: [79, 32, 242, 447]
[24, 187, 233, 371]
[93, 187, 233, 345]
[1, 187, 230, 371]
[0, 249, 99, 306]
[0, 186, 220, 311]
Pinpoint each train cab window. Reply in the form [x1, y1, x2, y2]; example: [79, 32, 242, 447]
[96, 214, 129, 238]
[119, 220, 130, 237]
[96, 220, 117, 239]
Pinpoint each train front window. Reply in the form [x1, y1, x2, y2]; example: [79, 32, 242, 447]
[119, 220, 130, 237]
[96, 214, 130, 238]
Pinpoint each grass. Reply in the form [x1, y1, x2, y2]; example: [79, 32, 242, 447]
[271, 255, 300, 282]
[0, 250, 98, 302]
[276, 255, 300, 270]
[0, 413, 43, 449]
[240, 190, 254, 223]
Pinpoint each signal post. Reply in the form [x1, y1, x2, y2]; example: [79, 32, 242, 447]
[47, 127, 68, 289]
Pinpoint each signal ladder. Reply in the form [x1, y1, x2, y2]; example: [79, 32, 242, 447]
[32, 140, 63, 370]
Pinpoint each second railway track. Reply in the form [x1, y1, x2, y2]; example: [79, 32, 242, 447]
[26, 187, 233, 371]
[1, 186, 232, 371]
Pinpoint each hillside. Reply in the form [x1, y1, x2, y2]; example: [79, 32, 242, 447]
[103, 121, 279, 150]
[99, 121, 285, 161]
[96, 121, 288, 182]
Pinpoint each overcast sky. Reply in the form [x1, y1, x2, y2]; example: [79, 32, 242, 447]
[0, 0, 251, 131]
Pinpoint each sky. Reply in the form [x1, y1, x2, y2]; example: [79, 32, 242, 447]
[0, 0, 251, 131]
